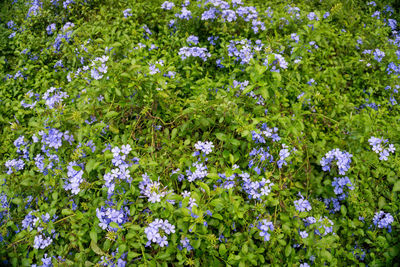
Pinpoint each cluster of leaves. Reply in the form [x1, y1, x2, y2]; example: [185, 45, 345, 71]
[1, 0, 400, 266]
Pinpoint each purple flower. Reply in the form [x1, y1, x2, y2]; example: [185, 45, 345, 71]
[64, 162, 84, 195]
[175, 7, 192, 20]
[187, 35, 199, 45]
[194, 141, 214, 155]
[123, 9, 132, 18]
[373, 49, 385, 63]
[201, 7, 218, 20]
[222, 9, 237, 22]
[373, 211, 394, 230]
[145, 219, 175, 247]
[257, 219, 274, 241]
[291, 33, 299, 43]
[320, 148, 352, 175]
[161, 1, 174, 10]
[299, 231, 308, 238]
[178, 46, 211, 61]
[307, 12, 318, 21]
[294, 193, 312, 212]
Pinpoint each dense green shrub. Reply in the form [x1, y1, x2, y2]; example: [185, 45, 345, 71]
[1, 0, 400, 266]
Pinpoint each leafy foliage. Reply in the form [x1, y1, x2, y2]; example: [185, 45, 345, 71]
[1, 0, 400, 266]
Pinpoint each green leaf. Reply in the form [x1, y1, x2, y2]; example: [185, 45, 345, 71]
[90, 230, 97, 243]
[198, 182, 210, 195]
[393, 181, 400, 192]
[340, 205, 347, 216]
[86, 159, 100, 174]
[207, 173, 220, 180]
[109, 222, 119, 229]
[127, 252, 141, 260]
[11, 198, 22, 205]
[212, 214, 223, 220]
[61, 209, 74, 215]
[259, 87, 269, 100]
[105, 111, 119, 118]
[171, 128, 178, 140]
[193, 238, 201, 249]
[285, 244, 292, 257]
[216, 133, 227, 141]
[219, 243, 227, 256]
[378, 196, 386, 209]
[90, 240, 105, 255]
[73, 166, 81, 171]
[321, 250, 332, 261]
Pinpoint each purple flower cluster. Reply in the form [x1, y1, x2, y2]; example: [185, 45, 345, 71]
[248, 146, 273, 174]
[123, 9, 132, 18]
[99, 248, 127, 266]
[240, 172, 274, 200]
[161, 1, 175, 10]
[38, 128, 74, 151]
[248, 123, 290, 171]
[31, 253, 52, 267]
[323, 197, 341, 213]
[178, 237, 193, 251]
[187, 35, 199, 46]
[388, 19, 397, 30]
[5, 159, 25, 175]
[227, 39, 258, 65]
[264, 53, 288, 71]
[231, 79, 262, 104]
[332, 176, 354, 200]
[178, 47, 211, 61]
[294, 193, 312, 212]
[307, 12, 319, 21]
[368, 136, 395, 161]
[216, 171, 237, 189]
[303, 216, 334, 236]
[46, 23, 56, 35]
[320, 148, 352, 175]
[13, 136, 28, 156]
[277, 144, 291, 169]
[373, 211, 394, 231]
[194, 141, 214, 156]
[0, 193, 9, 224]
[34, 234, 53, 249]
[63, 162, 84, 195]
[21, 212, 56, 249]
[291, 33, 299, 43]
[53, 22, 74, 52]
[7, 20, 16, 29]
[21, 90, 39, 109]
[222, 9, 237, 22]
[27, 0, 42, 18]
[67, 55, 108, 82]
[186, 162, 208, 182]
[63, 0, 75, 9]
[208, 36, 219, 45]
[257, 219, 274, 241]
[144, 219, 175, 247]
[373, 49, 385, 62]
[90, 55, 109, 80]
[42, 87, 68, 109]
[200, 2, 264, 33]
[201, 7, 219, 20]
[175, 7, 192, 20]
[139, 173, 169, 203]
[103, 145, 133, 196]
[96, 205, 130, 232]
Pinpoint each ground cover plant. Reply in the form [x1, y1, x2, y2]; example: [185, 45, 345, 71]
[1, 0, 400, 266]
